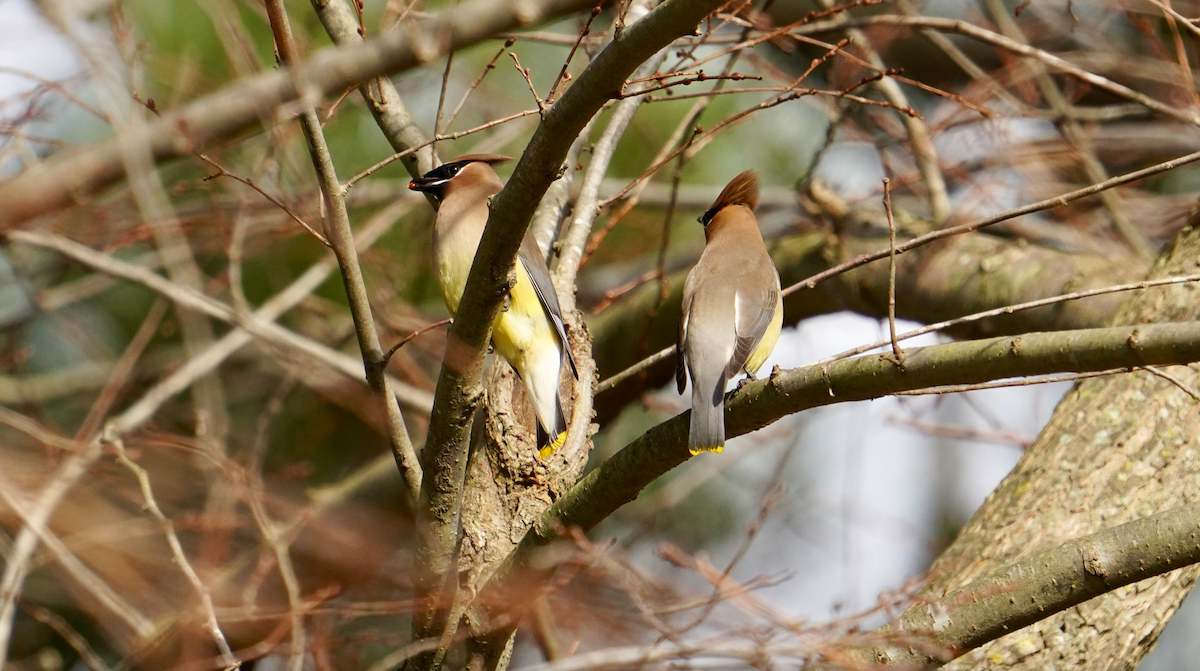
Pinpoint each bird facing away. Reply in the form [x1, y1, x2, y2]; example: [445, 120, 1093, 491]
[676, 171, 783, 454]
[409, 155, 578, 458]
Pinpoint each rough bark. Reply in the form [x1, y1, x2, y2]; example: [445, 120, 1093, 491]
[909, 215, 1200, 670]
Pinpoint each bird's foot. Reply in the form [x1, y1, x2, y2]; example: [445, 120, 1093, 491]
[538, 431, 568, 459]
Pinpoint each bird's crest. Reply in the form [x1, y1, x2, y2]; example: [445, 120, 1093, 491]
[698, 170, 759, 225]
[452, 153, 513, 166]
[412, 154, 513, 190]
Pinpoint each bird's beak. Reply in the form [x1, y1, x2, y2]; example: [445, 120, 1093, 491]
[408, 176, 449, 193]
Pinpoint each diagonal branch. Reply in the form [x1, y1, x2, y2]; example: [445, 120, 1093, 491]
[6, 230, 434, 418]
[855, 500, 1200, 667]
[523, 320, 1200, 547]
[266, 0, 422, 500]
[0, 0, 597, 228]
[310, 0, 437, 179]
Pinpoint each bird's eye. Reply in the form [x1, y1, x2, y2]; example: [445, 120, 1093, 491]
[698, 209, 716, 226]
[448, 164, 463, 177]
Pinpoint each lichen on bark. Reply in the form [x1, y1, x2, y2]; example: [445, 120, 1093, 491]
[923, 215, 1200, 670]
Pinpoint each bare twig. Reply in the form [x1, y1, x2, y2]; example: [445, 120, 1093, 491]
[814, 0, 950, 222]
[510, 52, 547, 113]
[0, 445, 103, 666]
[7, 230, 434, 423]
[268, 0, 422, 499]
[108, 434, 239, 667]
[342, 109, 540, 190]
[983, 0, 1152, 258]
[816, 273, 1200, 367]
[785, 149, 1200, 297]
[443, 38, 517, 131]
[383, 318, 453, 367]
[1144, 365, 1200, 403]
[20, 601, 112, 671]
[555, 49, 671, 303]
[882, 178, 904, 369]
[547, 5, 603, 103]
[0, 476, 155, 641]
[0, 0, 598, 227]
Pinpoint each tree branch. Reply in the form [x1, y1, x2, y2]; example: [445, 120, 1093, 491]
[6, 230, 434, 418]
[525, 319, 1200, 545]
[0, 0, 596, 228]
[266, 0, 423, 499]
[856, 501, 1200, 667]
[411, 0, 727, 665]
[309, 0, 437, 179]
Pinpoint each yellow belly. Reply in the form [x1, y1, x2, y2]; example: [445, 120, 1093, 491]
[437, 255, 556, 372]
[491, 265, 558, 371]
[745, 296, 783, 375]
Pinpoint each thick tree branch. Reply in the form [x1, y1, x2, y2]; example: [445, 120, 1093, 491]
[0, 0, 595, 228]
[857, 501, 1200, 666]
[526, 320, 1200, 545]
[591, 207, 1146, 424]
[411, 0, 727, 665]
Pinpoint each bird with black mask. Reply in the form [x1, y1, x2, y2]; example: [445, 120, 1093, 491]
[409, 155, 578, 458]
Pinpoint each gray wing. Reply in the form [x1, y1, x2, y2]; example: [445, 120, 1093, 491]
[725, 281, 779, 378]
[518, 234, 578, 379]
[676, 277, 696, 395]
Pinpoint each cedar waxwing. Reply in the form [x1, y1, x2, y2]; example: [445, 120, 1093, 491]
[409, 155, 577, 457]
[676, 171, 782, 454]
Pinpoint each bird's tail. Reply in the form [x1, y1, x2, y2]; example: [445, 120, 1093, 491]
[689, 377, 727, 455]
[537, 397, 568, 460]
[525, 346, 568, 459]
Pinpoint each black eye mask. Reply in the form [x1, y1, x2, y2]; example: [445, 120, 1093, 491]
[423, 161, 467, 182]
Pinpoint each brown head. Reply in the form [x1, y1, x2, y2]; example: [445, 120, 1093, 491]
[698, 170, 760, 241]
[408, 154, 513, 201]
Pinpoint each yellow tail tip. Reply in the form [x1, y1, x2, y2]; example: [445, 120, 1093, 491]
[689, 444, 724, 456]
[538, 431, 568, 459]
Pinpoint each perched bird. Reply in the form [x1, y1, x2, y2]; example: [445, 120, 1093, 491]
[409, 154, 577, 457]
[676, 171, 782, 454]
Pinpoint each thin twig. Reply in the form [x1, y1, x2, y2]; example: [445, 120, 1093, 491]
[882, 178, 905, 369]
[547, 4, 603, 103]
[0, 445, 103, 666]
[20, 601, 112, 671]
[383, 318, 453, 367]
[1144, 365, 1200, 403]
[511, 52, 547, 113]
[196, 152, 329, 246]
[443, 38, 516, 131]
[784, 149, 1200, 298]
[816, 273, 1200, 366]
[893, 369, 1129, 396]
[266, 0, 421, 500]
[343, 109, 540, 190]
[432, 50, 455, 153]
[108, 434, 239, 667]
[0, 475, 155, 641]
[6, 230, 435, 423]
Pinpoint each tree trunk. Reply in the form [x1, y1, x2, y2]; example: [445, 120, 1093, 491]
[922, 213, 1200, 669]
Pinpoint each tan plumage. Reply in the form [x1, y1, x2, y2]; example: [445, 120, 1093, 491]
[409, 155, 577, 457]
[676, 171, 782, 454]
